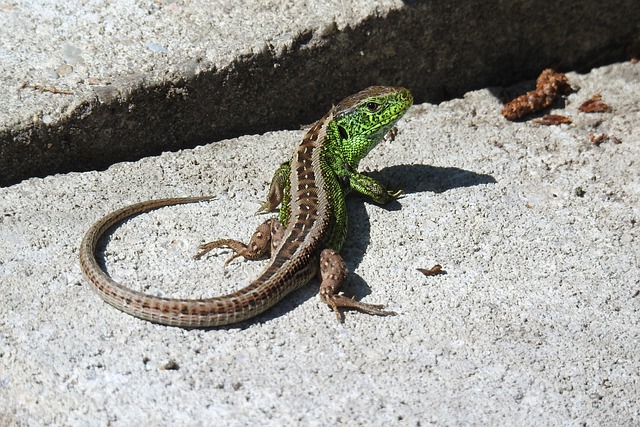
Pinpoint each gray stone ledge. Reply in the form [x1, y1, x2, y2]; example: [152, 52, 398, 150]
[1, 0, 639, 185]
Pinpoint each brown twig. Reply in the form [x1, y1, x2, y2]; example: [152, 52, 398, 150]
[18, 81, 74, 95]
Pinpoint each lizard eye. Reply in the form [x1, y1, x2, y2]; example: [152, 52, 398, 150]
[338, 125, 348, 140]
[365, 102, 380, 112]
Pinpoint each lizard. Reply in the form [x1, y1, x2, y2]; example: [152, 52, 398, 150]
[79, 86, 413, 327]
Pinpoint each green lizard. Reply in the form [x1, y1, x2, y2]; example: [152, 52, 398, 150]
[79, 86, 413, 327]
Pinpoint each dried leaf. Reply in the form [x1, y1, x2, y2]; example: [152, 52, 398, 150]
[417, 264, 443, 277]
[589, 132, 608, 145]
[501, 69, 571, 120]
[532, 114, 572, 125]
[579, 94, 610, 113]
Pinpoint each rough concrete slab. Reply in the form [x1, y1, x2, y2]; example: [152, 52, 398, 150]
[2, 1, 639, 185]
[1, 62, 638, 425]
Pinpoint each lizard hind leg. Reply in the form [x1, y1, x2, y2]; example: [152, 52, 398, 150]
[318, 248, 397, 322]
[194, 218, 282, 266]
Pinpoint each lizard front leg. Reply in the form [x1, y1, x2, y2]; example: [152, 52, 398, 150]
[256, 161, 291, 215]
[194, 218, 284, 265]
[347, 171, 401, 205]
[318, 248, 396, 322]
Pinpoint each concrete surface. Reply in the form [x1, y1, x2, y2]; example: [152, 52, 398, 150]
[2, 0, 639, 185]
[1, 61, 639, 425]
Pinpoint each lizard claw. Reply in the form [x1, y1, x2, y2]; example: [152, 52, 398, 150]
[387, 188, 403, 199]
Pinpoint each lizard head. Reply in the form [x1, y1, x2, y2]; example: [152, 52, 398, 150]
[329, 86, 413, 168]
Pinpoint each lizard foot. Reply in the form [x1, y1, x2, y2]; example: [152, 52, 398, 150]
[318, 248, 396, 322]
[193, 218, 278, 265]
[193, 239, 248, 265]
[321, 294, 397, 323]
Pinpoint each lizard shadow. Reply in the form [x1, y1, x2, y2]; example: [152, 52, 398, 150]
[230, 164, 496, 328]
[367, 163, 497, 197]
[342, 164, 496, 299]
